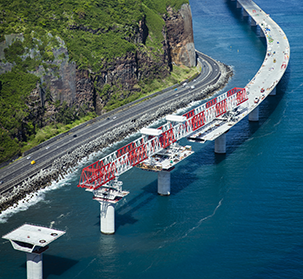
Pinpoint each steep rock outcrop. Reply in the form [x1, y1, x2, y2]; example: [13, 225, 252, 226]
[74, 4, 196, 113]
[164, 4, 196, 67]
[75, 69, 95, 110]
[1, 4, 197, 142]
[23, 4, 196, 118]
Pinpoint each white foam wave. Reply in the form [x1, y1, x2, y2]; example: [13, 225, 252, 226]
[158, 198, 223, 249]
[0, 172, 76, 224]
[180, 198, 223, 239]
[0, 124, 149, 224]
[0, 88, 223, 224]
[74, 258, 96, 278]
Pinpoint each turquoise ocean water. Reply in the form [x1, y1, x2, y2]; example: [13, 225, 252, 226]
[1, 0, 303, 278]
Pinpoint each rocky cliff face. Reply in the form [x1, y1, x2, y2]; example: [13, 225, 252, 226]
[2, 4, 196, 129]
[90, 47, 172, 114]
[71, 3, 196, 115]
[164, 4, 196, 68]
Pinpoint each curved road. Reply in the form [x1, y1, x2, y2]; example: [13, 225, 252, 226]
[240, 0, 290, 107]
[189, 0, 290, 142]
[0, 52, 223, 195]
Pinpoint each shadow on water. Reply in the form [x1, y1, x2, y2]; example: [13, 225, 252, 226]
[115, 180, 157, 230]
[115, 210, 138, 229]
[113, 66, 289, 228]
[99, 1, 291, 229]
[226, 0, 267, 45]
[225, 67, 289, 156]
[173, 67, 288, 169]
[114, 145, 219, 228]
[226, 0, 249, 25]
[226, 0, 242, 17]
[44, 254, 78, 278]
[20, 254, 78, 278]
[220, 0, 291, 156]
[112, 64, 290, 233]
[114, 162, 202, 229]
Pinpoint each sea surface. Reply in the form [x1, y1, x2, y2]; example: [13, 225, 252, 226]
[1, 0, 303, 278]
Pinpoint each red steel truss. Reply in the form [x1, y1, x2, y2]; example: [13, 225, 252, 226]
[78, 87, 247, 190]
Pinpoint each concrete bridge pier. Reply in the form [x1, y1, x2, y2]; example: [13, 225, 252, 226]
[242, 8, 249, 17]
[270, 86, 276, 95]
[249, 106, 259, 122]
[250, 17, 257, 26]
[27, 253, 43, 279]
[100, 201, 115, 234]
[258, 27, 265, 37]
[158, 170, 171, 196]
[3, 224, 65, 279]
[215, 133, 226, 154]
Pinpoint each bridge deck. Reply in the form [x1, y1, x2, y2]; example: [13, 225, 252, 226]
[78, 0, 290, 190]
[189, 0, 290, 142]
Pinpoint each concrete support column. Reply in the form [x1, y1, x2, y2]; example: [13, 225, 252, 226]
[158, 170, 171, 196]
[242, 8, 249, 17]
[258, 27, 265, 37]
[27, 253, 43, 279]
[269, 86, 276, 95]
[100, 202, 115, 234]
[215, 133, 226, 154]
[250, 17, 257, 26]
[249, 106, 259, 122]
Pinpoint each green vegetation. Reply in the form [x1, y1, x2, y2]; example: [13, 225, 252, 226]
[22, 112, 97, 152]
[142, 4, 165, 53]
[0, 0, 190, 164]
[143, 0, 187, 14]
[103, 64, 199, 111]
[0, 69, 39, 162]
[0, 0, 189, 67]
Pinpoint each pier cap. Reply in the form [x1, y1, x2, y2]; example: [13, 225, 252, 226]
[140, 128, 162, 136]
[166, 115, 186, 122]
[2, 224, 65, 254]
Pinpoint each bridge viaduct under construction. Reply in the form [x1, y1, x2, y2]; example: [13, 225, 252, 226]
[77, 0, 290, 234]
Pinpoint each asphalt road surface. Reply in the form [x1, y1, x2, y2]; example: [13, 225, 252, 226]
[0, 52, 222, 195]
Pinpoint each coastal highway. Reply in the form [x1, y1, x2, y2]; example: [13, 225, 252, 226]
[0, 52, 223, 195]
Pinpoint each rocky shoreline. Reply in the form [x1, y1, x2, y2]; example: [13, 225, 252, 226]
[0, 61, 233, 213]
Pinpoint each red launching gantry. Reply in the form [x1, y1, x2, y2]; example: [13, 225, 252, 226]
[77, 87, 247, 234]
[78, 87, 247, 191]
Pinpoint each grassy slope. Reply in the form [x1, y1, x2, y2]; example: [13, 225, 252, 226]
[0, 0, 192, 164]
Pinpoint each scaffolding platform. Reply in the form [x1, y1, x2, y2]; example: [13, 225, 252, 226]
[136, 143, 194, 172]
[91, 179, 129, 204]
[93, 189, 129, 204]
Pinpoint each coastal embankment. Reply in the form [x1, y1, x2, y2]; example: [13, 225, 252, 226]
[0, 60, 232, 213]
